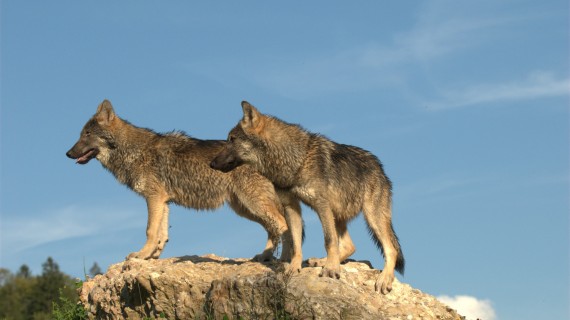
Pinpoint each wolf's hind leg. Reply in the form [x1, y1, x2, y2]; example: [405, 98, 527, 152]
[307, 219, 355, 267]
[228, 192, 287, 262]
[363, 188, 404, 294]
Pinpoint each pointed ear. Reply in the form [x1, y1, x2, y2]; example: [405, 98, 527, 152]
[241, 101, 261, 129]
[95, 99, 116, 125]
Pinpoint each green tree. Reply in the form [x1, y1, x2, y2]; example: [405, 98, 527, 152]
[32, 257, 80, 319]
[0, 268, 17, 318]
[0, 267, 12, 286]
[0, 257, 80, 320]
[89, 262, 102, 278]
[28, 257, 63, 317]
[0, 267, 37, 320]
[17, 265, 32, 278]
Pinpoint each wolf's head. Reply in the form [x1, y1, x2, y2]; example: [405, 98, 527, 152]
[66, 100, 118, 165]
[210, 101, 269, 172]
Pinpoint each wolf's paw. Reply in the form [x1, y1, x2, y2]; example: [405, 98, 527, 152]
[126, 249, 155, 261]
[307, 257, 326, 267]
[252, 251, 275, 262]
[375, 270, 395, 294]
[319, 265, 341, 279]
[126, 252, 144, 260]
[284, 262, 302, 274]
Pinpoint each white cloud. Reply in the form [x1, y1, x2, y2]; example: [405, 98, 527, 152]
[438, 295, 496, 320]
[250, 15, 502, 99]
[245, 2, 532, 99]
[428, 71, 570, 110]
[1, 205, 144, 254]
[360, 15, 513, 67]
[182, 2, 519, 100]
[183, 1, 565, 108]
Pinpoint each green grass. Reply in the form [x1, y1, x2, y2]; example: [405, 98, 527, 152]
[51, 281, 87, 320]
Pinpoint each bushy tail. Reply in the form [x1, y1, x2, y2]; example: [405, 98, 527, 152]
[393, 225, 405, 275]
[364, 173, 405, 275]
[366, 222, 405, 275]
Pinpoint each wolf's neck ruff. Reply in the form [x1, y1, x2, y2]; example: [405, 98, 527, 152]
[97, 120, 148, 166]
[252, 119, 314, 189]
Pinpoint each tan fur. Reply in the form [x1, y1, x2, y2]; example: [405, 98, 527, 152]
[211, 101, 405, 294]
[67, 100, 297, 262]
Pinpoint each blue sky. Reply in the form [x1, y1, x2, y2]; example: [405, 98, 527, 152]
[1, 1, 568, 319]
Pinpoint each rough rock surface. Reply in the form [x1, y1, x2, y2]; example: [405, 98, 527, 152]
[79, 254, 464, 320]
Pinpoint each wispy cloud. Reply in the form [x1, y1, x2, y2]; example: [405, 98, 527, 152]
[427, 71, 570, 110]
[250, 17, 504, 99]
[1, 206, 144, 254]
[247, 3, 527, 99]
[359, 15, 515, 67]
[185, 3, 522, 99]
[438, 295, 496, 320]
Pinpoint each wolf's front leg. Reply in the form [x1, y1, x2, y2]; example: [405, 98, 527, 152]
[127, 195, 169, 260]
[284, 203, 304, 274]
[317, 207, 341, 279]
[151, 204, 169, 259]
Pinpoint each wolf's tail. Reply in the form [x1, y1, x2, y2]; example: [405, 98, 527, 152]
[367, 220, 405, 275]
[364, 173, 406, 275]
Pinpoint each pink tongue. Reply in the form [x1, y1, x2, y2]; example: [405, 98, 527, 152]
[76, 149, 94, 163]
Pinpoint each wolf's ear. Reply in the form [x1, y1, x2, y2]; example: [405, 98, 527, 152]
[95, 100, 116, 125]
[241, 101, 261, 129]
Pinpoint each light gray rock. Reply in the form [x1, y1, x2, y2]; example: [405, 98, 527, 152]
[79, 254, 463, 320]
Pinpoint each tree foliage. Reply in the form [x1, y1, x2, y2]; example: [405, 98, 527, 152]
[88, 262, 102, 278]
[0, 257, 82, 320]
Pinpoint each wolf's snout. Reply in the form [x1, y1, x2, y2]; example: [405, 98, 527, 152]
[210, 158, 228, 171]
[210, 153, 238, 173]
[66, 145, 97, 164]
[210, 154, 224, 170]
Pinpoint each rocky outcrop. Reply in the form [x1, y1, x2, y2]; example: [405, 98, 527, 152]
[79, 254, 463, 319]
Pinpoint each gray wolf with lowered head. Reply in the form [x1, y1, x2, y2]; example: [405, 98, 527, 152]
[66, 100, 295, 262]
[210, 101, 405, 294]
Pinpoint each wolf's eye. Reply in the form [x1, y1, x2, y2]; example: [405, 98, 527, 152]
[228, 135, 235, 142]
[85, 131, 91, 136]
